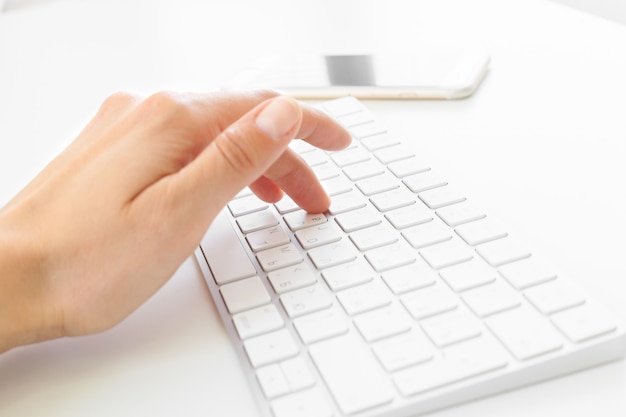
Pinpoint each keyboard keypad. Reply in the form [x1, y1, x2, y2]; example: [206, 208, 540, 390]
[198, 97, 624, 417]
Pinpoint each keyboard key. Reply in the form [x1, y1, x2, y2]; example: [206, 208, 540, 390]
[270, 388, 333, 417]
[349, 224, 398, 251]
[360, 133, 401, 151]
[419, 238, 474, 270]
[353, 303, 412, 342]
[267, 263, 317, 294]
[401, 282, 458, 320]
[236, 209, 279, 233]
[477, 236, 531, 267]
[220, 276, 271, 314]
[487, 306, 563, 360]
[436, 201, 486, 227]
[356, 172, 400, 196]
[280, 283, 332, 318]
[524, 279, 586, 315]
[337, 280, 392, 315]
[388, 158, 430, 178]
[244, 329, 299, 368]
[462, 280, 521, 317]
[246, 225, 291, 252]
[322, 260, 375, 291]
[370, 188, 416, 212]
[374, 144, 415, 164]
[321, 176, 353, 196]
[274, 194, 300, 214]
[257, 243, 304, 272]
[257, 363, 291, 398]
[201, 212, 256, 285]
[328, 190, 367, 215]
[335, 206, 381, 232]
[280, 357, 316, 391]
[311, 161, 340, 180]
[402, 220, 453, 249]
[284, 211, 328, 231]
[381, 258, 438, 294]
[551, 303, 618, 343]
[393, 336, 508, 396]
[293, 306, 350, 344]
[343, 159, 386, 181]
[330, 147, 371, 167]
[295, 222, 342, 249]
[299, 149, 329, 166]
[421, 309, 483, 347]
[308, 239, 358, 269]
[350, 121, 386, 139]
[418, 185, 466, 209]
[455, 217, 508, 246]
[337, 111, 375, 128]
[403, 171, 447, 193]
[228, 194, 269, 216]
[365, 241, 416, 272]
[308, 333, 395, 414]
[439, 258, 497, 292]
[372, 330, 434, 372]
[499, 257, 557, 289]
[233, 304, 285, 339]
[385, 204, 433, 229]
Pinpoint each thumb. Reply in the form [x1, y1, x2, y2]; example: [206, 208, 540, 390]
[180, 96, 303, 221]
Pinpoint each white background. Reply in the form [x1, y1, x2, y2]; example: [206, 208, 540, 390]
[3, 0, 626, 27]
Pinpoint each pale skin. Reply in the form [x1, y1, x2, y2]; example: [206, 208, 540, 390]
[0, 90, 351, 353]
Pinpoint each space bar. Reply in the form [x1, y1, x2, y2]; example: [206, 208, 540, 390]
[200, 210, 257, 285]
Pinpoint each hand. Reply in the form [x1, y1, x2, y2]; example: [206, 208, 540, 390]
[0, 90, 351, 352]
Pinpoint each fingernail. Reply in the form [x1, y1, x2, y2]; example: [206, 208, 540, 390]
[255, 96, 300, 141]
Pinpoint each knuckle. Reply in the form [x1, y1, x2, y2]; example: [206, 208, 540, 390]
[138, 91, 194, 126]
[144, 90, 180, 109]
[99, 91, 139, 114]
[214, 126, 255, 175]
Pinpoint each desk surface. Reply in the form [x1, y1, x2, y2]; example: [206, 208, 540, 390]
[1, 0, 626, 416]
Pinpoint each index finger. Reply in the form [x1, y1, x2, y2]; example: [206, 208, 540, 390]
[248, 103, 352, 212]
[295, 104, 352, 151]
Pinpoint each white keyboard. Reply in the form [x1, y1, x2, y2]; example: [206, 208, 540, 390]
[195, 96, 626, 417]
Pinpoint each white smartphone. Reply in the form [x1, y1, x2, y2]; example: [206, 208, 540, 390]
[223, 49, 490, 100]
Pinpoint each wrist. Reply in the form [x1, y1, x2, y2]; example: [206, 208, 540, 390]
[0, 207, 63, 353]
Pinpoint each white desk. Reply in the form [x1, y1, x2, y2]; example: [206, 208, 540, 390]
[1, 0, 625, 416]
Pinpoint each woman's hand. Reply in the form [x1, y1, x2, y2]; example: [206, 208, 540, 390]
[0, 90, 351, 352]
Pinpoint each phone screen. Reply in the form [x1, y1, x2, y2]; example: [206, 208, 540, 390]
[225, 51, 489, 99]
[267, 54, 458, 89]
[328, 55, 462, 87]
